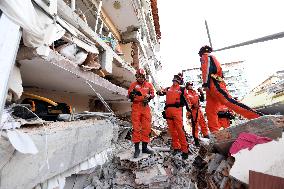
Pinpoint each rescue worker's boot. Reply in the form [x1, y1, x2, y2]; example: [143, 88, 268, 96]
[142, 142, 154, 154]
[181, 152, 189, 160]
[133, 142, 140, 158]
[194, 137, 200, 147]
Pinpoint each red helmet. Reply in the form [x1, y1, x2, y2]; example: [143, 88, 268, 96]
[135, 68, 146, 79]
[136, 68, 146, 75]
[198, 45, 213, 57]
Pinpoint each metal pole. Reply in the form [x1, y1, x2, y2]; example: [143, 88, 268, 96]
[205, 20, 213, 48]
[85, 81, 115, 115]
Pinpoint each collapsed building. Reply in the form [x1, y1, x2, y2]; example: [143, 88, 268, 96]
[1, 1, 284, 189]
[0, 0, 163, 188]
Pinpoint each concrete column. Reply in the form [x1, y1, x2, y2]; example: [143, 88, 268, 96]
[94, 0, 103, 33]
[101, 50, 113, 74]
[71, 0, 76, 11]
[0, 13, 21, 121]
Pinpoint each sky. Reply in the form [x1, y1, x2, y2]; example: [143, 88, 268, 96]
[156, 0, 284, 89]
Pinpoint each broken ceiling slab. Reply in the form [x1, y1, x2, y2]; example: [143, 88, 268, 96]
[56, 0, 136, 74]
[212, 115, 284, 155]
[18, 49, 128, 101]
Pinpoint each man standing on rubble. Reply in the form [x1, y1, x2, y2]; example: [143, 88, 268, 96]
[128, 68, 155, 158]
[185, 82, 209, 146]
[199, 45, 263, 132]
[157, 74, 190, 160]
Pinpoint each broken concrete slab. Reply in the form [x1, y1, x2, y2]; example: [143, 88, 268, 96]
[212, 115, 284, 155]
[0, 119, 118, 189]
[134, 164, 169, 186]
[114, 149, 160, 171]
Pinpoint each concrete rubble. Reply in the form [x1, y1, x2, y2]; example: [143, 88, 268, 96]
[86, 124, 199, 189]
[191, 115, 284, 189]
[1, 104, 284, 189]
[54, 115, 283, 189]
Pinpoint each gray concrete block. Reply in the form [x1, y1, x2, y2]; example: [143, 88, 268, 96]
[0, 119, 116, 189]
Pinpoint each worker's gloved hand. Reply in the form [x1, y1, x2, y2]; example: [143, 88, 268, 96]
[129, 91, 136, 97]
[143, 95, 150, 106]
[156, 90, 164, 96]
[129, 92, 136, 101]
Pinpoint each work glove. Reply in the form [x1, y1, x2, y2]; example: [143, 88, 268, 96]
[156, 90, 164, 96]
[129, 92, 136, 101]
[143, 94, 150, 106]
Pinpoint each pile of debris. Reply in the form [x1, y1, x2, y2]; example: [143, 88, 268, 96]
[191, 115, 284, 189]
[29, 115, 282, 189]
[88, 126, 200, 189]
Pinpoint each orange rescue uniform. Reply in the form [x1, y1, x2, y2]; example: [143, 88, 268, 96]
[163, 84, 189, 153]
[185, 89, 209, 138]
[128, 81, 155, 143]
[200, 54, 262, 132]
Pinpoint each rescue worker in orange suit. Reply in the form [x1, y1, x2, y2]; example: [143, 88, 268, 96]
[157, 74, 190, 160]
[217, 105, 235, 129]
[199, 45, 263, 132]
[128, 68, 155, 158]
[185, 82, 209, 146]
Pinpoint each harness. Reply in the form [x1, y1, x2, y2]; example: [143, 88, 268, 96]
[164, 87, 187, 109]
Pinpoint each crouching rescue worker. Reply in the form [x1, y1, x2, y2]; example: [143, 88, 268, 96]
[185, 82, 209, 146]
[199, 45, 263, 132]
[157, 74, 190, 160]
[128, 68, 155, 158]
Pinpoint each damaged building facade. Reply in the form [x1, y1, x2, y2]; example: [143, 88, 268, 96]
[242, 70, 284, 115]
[0, 0, 162, 188]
